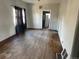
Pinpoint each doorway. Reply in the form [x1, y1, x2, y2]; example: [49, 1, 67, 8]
[42, 11, 50, 29]
[13, 6, 27, 34]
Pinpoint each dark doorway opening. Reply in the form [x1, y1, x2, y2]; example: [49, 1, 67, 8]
[42, 11, 50, 29]
[14, 6, 27, 34]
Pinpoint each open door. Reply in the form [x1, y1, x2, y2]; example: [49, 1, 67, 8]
[14, 6, 27, 34]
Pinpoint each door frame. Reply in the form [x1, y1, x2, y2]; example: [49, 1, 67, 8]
[14, 6, 27, 33]
[14, 6, 27, 27]
[42, 10, 51, 29]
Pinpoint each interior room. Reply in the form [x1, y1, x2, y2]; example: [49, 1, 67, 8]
[0, 0, 79, 59]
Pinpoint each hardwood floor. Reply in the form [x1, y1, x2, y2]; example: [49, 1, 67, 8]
[0, 30, 62, 59]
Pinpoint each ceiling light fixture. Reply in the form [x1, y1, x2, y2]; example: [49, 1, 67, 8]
[38, 0, 40, 2]
[39, 5, 42, 9]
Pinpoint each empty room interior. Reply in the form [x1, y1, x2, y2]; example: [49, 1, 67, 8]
[0, 0, 79, 59]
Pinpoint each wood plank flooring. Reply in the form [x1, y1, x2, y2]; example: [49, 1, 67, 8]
[0, 30, 62, 59]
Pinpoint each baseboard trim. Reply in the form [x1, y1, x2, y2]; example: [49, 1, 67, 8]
[27, 28, 43, 30]
[0, 34, 17, 47]
[48, 29, 58, 32]
[58, 32, 64, 51]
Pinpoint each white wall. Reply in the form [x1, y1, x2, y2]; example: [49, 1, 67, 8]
[0, 0, 28, 41]
[28, 3, 59, 30]
[26, 3, 34, 28]
[58, 0, 79, 59]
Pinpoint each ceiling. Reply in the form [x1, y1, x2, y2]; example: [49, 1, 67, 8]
[22, 0, 61, 4]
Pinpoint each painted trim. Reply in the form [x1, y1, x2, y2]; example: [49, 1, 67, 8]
[0, 34, 16, 47]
